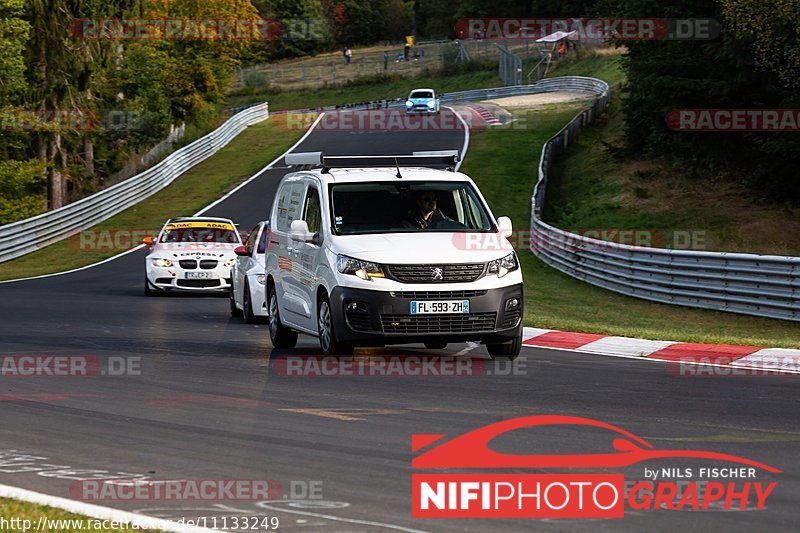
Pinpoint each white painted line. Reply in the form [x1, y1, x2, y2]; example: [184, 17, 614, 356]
[522, 327, 556, 340]
[456, 341, 480, 356]
[523, 338, 800, 375]
[445, 106, 470, 172]
[577, 336, 678, 358]
[0, 244, 146, 285]
[256, 501, 431, 533]
[0, 113, 326, 285]
[0, 483, 223, 533]
[195, 113, 325, 216]
[732, 348, 800, 370]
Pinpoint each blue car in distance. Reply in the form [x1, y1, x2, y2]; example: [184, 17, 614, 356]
[405, 88, 440, 115]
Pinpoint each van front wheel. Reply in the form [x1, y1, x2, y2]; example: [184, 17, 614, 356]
[318, 293, 353, 356]
[486, 329, 522, 360]
[268, 287, 297, 348]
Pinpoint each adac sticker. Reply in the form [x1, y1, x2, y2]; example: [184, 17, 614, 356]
[165, 221, 236, 231]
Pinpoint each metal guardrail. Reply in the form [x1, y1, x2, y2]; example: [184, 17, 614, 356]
[0, 103, 269, 264]
[528, 77, 800, 321]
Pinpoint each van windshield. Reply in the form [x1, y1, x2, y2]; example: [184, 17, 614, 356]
[330, 182, 494, 235]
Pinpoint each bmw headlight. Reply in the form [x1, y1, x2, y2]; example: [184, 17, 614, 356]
[223, 258, 236, 267]
[336, 254, 385, 281]
[152, 258, 172, 268]
[487, 253, 518, 278]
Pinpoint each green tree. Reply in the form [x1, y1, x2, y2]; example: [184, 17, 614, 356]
[0, 159, 47, 224]
[722, 0, 800, 89]
[0, 0, 28, 99]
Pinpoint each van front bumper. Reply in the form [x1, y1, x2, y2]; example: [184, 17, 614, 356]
[328, 284, 523, 346]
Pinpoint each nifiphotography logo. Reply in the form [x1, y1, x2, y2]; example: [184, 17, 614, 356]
[411, 415, 780, 519]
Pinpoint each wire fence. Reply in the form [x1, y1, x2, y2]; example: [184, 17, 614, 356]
[233, 39, 548, 91]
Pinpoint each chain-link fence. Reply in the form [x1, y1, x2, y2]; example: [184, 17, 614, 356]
[232, 39, 548, 91]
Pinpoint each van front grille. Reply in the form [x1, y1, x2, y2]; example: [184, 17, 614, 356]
[385, 263, 485, 283]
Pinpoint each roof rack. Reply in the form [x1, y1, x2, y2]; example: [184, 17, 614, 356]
[285, 151, 460, 173]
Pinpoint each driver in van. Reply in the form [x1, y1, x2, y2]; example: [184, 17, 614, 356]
[402, 190, 451, 229]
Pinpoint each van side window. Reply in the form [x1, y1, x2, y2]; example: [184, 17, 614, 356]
[304, 187, 322, 235]
[276, 183, 304, 232]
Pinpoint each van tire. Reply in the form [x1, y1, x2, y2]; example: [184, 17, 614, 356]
[487, 329, 522, 360]
[268, 287, 297, 348]
[318, 293, 353, 355]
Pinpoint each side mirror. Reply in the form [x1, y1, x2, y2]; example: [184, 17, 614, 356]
[234, 245, 249, 257]
[497, 216, 513, 239]
[290, 220, 312, 243]
[142, 236, 154, 246]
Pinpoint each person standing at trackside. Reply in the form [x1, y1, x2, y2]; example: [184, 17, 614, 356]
[345, 47, 353, 64]
[384, 51, 389, 70]
[404, 43, 410, 61]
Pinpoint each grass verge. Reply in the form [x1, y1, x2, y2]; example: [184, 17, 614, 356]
[228, 65, 502, 111]
[546, 90, 800, 256]
[0, 119, 305, 281]
[0, 498, 161, 531]
[462, 104, 800, 348]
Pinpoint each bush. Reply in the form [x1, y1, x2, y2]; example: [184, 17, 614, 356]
[0, 159, 46, 225]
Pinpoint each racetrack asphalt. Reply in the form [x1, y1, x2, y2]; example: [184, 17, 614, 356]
[1, 107, 799, 532]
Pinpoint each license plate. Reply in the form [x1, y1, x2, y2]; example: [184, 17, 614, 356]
[185, 272, 213, 280]
[410, 300, 469, 314]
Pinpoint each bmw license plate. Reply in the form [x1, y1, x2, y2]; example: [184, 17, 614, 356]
[185, 272, 213, 280]
[410, 300, 469, 314]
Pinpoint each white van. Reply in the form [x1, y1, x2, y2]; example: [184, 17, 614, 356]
[263, 152, 523, 358]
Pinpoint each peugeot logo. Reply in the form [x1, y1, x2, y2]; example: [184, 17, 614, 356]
[431, 267, 444, 281]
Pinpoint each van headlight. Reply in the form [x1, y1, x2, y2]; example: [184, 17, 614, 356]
[487, 253, 518, 278]
[223, 258, 236, 267]
[152, 258, 173, 268]
[337, 254, 385, 281]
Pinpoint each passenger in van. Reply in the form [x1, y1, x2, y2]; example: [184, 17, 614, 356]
[401, 191, 451, 229]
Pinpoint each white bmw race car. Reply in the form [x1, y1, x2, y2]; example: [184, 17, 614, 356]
[143, 217, 243, 295]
